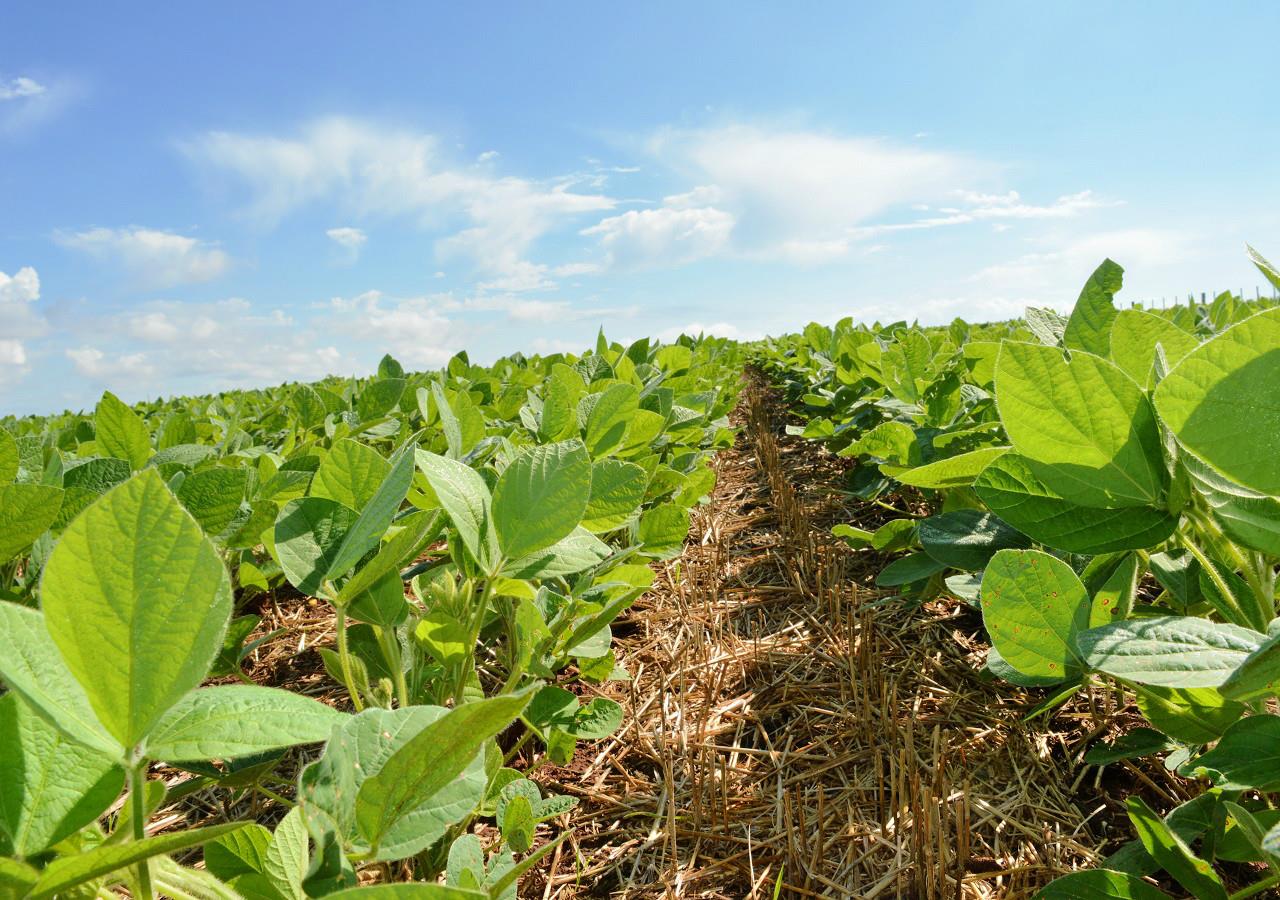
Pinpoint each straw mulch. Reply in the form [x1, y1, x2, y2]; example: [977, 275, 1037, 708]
[528, 374, 1190, 899]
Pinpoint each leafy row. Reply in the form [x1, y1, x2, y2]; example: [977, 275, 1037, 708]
[0, 332, 742, 897]
[757, 248, 1280, 897]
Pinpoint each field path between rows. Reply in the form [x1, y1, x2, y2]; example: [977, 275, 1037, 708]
[530, 373, 1145, 899]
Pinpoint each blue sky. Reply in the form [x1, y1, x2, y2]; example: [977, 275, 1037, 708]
[3, 3, 1279, 415]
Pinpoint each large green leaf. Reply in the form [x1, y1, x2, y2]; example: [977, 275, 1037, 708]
[891, 447, 1009, 489]
[298, 706, 489, 862]
[995, 342, 1165, 507]
[1221, 632, 1280, 701]
[1110, 309, 1200, 389]
[274, 497, 358, 597]
[94, 391, 153, 470]
[0, 483, 63, 562]
[584, 383, 639, 458]
[980, 549, 1090, 680]
[637, 503, 689, 559]
[354, 691, 534, 852]
[1153, 307, 1280, 495]
[1189, 715, 1280, 791]
[24, 821, 247, 900]
[0, 428, 17, 483]
[1181, 454, 1280, 556]
[41, 470, 233, 749]
[491, 441, 591, 561]
[501, 527, 611, 579]
[1126, 796, 1227, 900]
[415, 450, 495, 569]
[145, 685, 345, 762]
[0, 693, 123, 857]
[1033, 869, 1171, 899]
[581, 458, 648, 532]
[1079, 616, 1264, 688]
[1062, 258, 1123, 357]
[325, 443, 416, 580]
[312, 439, 391, 512]
[175, 467, 248, 536]
[975, 453, 1176, 554]
[0, 602, 118, 755]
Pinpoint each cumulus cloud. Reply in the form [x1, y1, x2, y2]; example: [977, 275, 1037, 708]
[184, 117, 614, 288]
[326, 226, 367, 262]
[583, 187, 735, 268]
[0, 267, 46, 387]
[57, 226, 232, 288]
[65, 347, 156, 381]
[0, 77, 45, 101]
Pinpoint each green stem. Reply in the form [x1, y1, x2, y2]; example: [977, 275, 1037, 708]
[253, 784, 296, 808]
[1229, 874, 1280, 900]
[129, 763, 154, 900]
[378, 625, 410, 708]
[334, 604, 365, 712]
[1181, 534, 1254, 628]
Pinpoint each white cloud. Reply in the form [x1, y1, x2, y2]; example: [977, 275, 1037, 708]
[0, 267, 45, 387]
[58, 227, 232, 288]
[184, 117, 614, 287]
[584, 187, 735, 268]
[0, 77, 45, 101]
[326, 226, 367, 261]
[66, 347, 156, 381]
[0, 340, 25, 367]
[852, 190, 1114, 239]
[326, 290, 460, 368]
[0, 266, 40, 305]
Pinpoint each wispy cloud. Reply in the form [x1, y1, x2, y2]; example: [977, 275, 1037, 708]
[0, 74, 80, 138]
[0, 77, 46, 101]
[57, 226, 232, 288]
[326, 226, 367, 262]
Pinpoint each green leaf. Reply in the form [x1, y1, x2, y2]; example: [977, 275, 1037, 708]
[262, 807, 309, 900]
[298, 706, 489, 862]
[336, 509, 439, 606]
[0, 428, 18, 483]
[0, 693, 123, 857]
[1110, 309, 1200, 389]
[875, 552, 946, 587]
[357, 378, 406, 421]
[892, 447, 1009, 489]
[1248, 244, 1280, 293]
[41, 469, 233, 750]
[354, 690, 534, 851]
[1183, 454, 1280, 557]
[1063, 258, 1123, 357]
[1222, 632, 1280, 701]
[1133, 684, 1243, 743]
[918, 509, 1030, 569]
[1033, 869, 1171, 899]
[205, 823, 273, 881]
[492, 441, 591, 560]
[0, 602, 118, 755]
[1189, 715, 1280, 791]
[995, 342, 1165, 507]
[1079, 616, 1264, 688]
[25, 821, 247, 900]
[581, 458, 648, 532]
[637, 503, 689, 559]
[325, 443, 416, 580]
[415, 450, 494, 568]
[312, 439, 391, 512]
[584, 383, 639, 457]
[94, 391, 153, 470]
[500, 792, 536, 853]
[975, 453, 1176, 554]
[145, 685, 345, 761]
[0, 483, 63, 562]
[1153, 307, 1280, 495]
[274, 497, 358, 597]
[176, 467, 248, 537]
[1126, 796, 1227, 900]
[502, 527, 611, 579]
[1083, 728, 1176, 765]
[980, 549, 1090, 680]
[347, 570, 408, 628]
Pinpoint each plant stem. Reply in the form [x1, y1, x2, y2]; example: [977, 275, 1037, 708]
[129, 763, 154, 900]
[1180, 534, 1255, 629]
[378, 624, 410, 708]
[334, 604, 365, 712]
[1230, 874, 1280, 900]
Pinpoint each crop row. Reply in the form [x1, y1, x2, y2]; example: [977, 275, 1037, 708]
[0, 333, 742, 898]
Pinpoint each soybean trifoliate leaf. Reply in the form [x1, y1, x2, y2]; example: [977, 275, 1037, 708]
[0, 693, 124, 857]
[354, 692, 535, 852]
[492, 441, 591, 560]
[1079, 616, 1264, 688]
[980, 549, 1090, 681]
[1062, 258, 1123, 357]
[145, 685, 345, 762]
[502, 527, 611, 580]
[94, 390, 153, 470]
[0, 483, 63, 563]
[584, 383, 639, 457]
[0, 602, 118, 755]
[346, 570, 409, 628]
[891, 447, 1009, 489]
[0, 428, 17, 482]
[638, 503, 689, 559]
[1153, 307, 1280, 496]
[274, 498, 358, 597]
[357, 378, 405, 421]
[312, 439, 391, 512]
[325, 443, 416, 580]
[918, 509, 1030, 570]
[975, 453, 1176, 554]
[875, 552, 946, 587]
[40, 469, 233, 750]
[1133, 684, 1243, 744]
[1188, 715, 1280, 791]
[1110, 309, 1200, 389]
[1126, 796, 1227, 900]
[415, 450, 495, 568]
[299, 706, 488, 862]
[995, 342, 1165, 507]
[1032, 869, 1172, 899]
[581, 458, 647, 532]
[175, 467, 248, 536]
